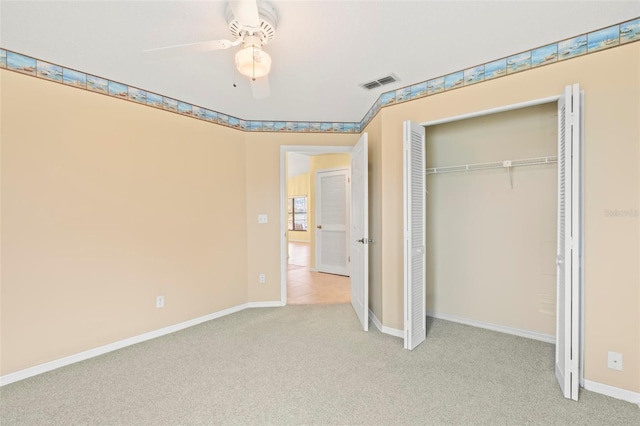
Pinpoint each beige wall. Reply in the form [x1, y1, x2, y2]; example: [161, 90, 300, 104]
[309, 154, 352, 171]
[2, 41, 638, 395]
[0, 71, 359, 375]
[1, 71, 248, 374]
[373, 42, 639, 392]
[286, 172, 310, 242]
[426, 103, 558, 336]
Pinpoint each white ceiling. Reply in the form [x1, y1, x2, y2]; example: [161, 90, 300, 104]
[1, 1, 638, 123]
[287, 152, 310, 177]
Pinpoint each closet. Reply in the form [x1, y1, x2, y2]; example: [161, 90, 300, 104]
[425, 102, 558, 339]
[403, 84, 583, 401]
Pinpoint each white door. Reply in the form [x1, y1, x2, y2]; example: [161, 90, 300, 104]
[403, 121, 426, 350]
[555, 84, 581, 401]
[350, 133, 369, 331]
[316, 169, 350, 276]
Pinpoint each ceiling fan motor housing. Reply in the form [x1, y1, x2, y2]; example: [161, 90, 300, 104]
[226, 1, 277, 45]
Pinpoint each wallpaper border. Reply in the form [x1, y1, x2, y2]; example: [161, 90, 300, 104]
[359, 16, 639, 130]
[1, 17, 638, 133]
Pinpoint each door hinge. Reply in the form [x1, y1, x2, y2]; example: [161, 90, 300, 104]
[348, 256, 350, 262]
[348, 177, 350, 183]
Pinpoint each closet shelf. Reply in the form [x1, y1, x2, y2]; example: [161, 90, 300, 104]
[426, 156, 558, 175]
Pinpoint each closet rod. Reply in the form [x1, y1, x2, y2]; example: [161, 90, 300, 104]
[426, 156, 557, 175]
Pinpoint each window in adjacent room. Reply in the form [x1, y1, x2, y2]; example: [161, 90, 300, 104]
[288, 196, 308, 231]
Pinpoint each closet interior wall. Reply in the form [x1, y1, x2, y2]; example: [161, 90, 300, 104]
[425, 103, 558, 337]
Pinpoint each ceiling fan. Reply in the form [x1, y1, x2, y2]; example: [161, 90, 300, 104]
[143, 0, 278, 99]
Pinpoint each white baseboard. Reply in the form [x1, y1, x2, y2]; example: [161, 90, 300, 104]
[584, 379, 640, 405]
[369, 309, 383, 331]
[0, 301, 284, 387]
[6, 303, 638, 407]
[369, 309, 403, 338]
[247, 301, 285, 308]
[427, 311, 555, 344]
[425, 312, 639, 406]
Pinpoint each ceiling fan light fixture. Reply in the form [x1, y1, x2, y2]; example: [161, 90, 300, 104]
[235, 44, 272, 79]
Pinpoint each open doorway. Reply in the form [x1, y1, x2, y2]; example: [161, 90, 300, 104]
[286, 240, 350, 304]
[281, 147, 353, 305]
[280, 138, 370, 331]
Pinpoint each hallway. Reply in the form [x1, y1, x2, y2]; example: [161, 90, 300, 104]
[287, 241, 350, 305]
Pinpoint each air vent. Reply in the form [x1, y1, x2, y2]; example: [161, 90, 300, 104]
[377, 75, 397, 85]
[359, 74, 399, 91]
[362, 81, 382, 90]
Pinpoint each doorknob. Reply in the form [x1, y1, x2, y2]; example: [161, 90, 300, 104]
[317, 225, 322, 229]
[357, 238, 365, 244]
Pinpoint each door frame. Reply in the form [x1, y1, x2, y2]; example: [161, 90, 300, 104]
[417, 93, 584, 386]
[279, 145, 353, 305]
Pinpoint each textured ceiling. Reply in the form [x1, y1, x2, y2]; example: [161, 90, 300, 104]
[1, 1, 639, 122]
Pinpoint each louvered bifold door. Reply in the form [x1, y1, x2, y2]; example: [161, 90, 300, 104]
[555, 84, 581, 401]
[403, 120, 426, 350]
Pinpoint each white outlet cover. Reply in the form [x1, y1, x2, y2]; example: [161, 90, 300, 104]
[156, 296, 165, 308]
[607, 351, 622, 371]
[258, 214, 268, 224]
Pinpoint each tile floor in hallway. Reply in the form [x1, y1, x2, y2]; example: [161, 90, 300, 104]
[287, 241, 350, 305]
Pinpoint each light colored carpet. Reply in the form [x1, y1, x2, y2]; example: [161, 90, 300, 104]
[1, 304, 638, 425]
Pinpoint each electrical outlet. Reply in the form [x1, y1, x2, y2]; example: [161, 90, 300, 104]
[259, 274, 266, 284]
[156, 295, 165, 308]
[258, 214, 268, 224]
[607, 351, 622, 371]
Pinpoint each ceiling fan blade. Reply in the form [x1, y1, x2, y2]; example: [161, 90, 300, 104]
[229, 0, 260, 28]
[142, 39, 235, 59]
[250, 76, 270, 99]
